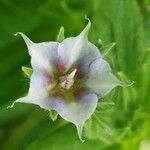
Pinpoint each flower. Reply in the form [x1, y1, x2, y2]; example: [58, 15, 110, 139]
[13, 19, 121, 142]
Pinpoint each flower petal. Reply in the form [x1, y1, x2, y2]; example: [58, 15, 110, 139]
[15, 91, 98, 142]
[86, 58, 122, 97]
[15, 69, 55, 107]
[75, 42, 101, 79]
[16, 32, 59, 73]
[29, 70, 54, 99]
[53, 93, 98, 142]
[56, 20, 91, 72]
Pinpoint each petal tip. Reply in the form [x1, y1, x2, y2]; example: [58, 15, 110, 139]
[76, 123, 85, 143]
[13, 32, 18, 36]
[80, 16, 91, 38]
[7, 102, 15, 109]
[117, 72, 135, 87]
[15, 32, 33, 47]
[85, 15, 91, 25]
[14, 32, 24, 37]
[14, 32, 24, 36]
[121, 80, 135, 87]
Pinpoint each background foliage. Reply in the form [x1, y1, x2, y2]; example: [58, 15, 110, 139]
[0, 0, 150, 149]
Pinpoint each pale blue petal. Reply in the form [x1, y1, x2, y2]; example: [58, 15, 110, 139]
[15, 92, 98, 142]
[57, 20, 91, 71]
[86, 58, 122, 97]
[16, 32, 59, 73]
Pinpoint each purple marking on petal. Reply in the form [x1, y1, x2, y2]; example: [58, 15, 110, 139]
[52, 92, 65, 100]
[45, 74, 54, 85]
[75, 69, 86, 79]
[54, 59, 66, 73]
[73, 87, 87, 99]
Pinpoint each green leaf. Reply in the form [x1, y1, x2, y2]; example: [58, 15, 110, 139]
[84, 100, 116, 143]
[22, 66, 33, 78]
[24, 125, 106, 150]
[84, 99, 133, 144]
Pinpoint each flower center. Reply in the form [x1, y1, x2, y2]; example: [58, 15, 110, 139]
[59, 69, 77, 89]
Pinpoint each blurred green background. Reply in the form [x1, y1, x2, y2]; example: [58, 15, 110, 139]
[0, 0, 150, 149]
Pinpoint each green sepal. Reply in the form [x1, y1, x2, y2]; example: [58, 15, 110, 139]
[96, 38, 116, 57]
[97, 100, 115, 110]
[101, 42, 116, 57]
[49, 110, 58, 122]
[96, 38, 102, 49]
[56, 26, 65, 42]
[22, 66, 33, 78]
[84, 104, 114, 143]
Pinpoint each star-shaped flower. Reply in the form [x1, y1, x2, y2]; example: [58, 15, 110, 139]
[13, 20, 122, 142]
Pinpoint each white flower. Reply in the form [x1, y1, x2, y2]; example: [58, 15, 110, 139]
[13, 20, 121, 142]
